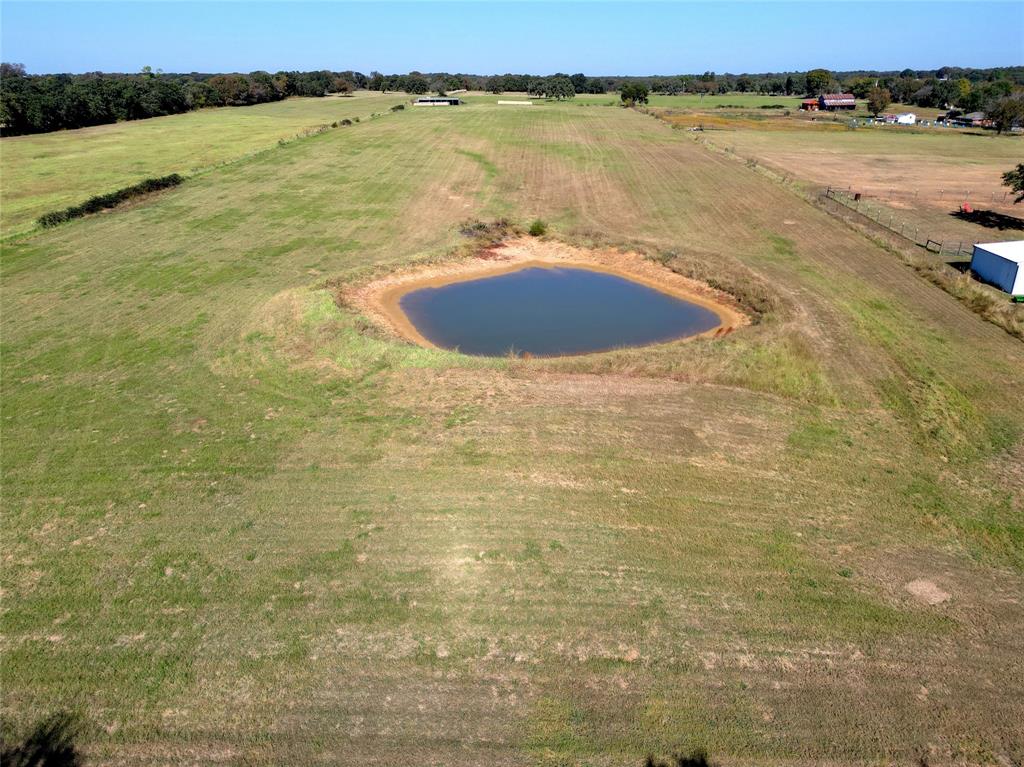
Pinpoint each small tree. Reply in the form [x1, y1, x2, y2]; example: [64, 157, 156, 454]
[620, 82, 649, 106]
[331, 77, 354, 95]
[1003, 163, 1024, 203]
[988, 96, 1024, 135]
[866, 87, 891, 117]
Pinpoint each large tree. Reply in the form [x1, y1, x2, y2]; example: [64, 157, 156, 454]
[542, 76, 576, 100]
[620, 82, 649, 106]
[866, 86, 891, 117]
[404, 72, 429, 94]
[805, 68, 832, 96]
[1003, 163, 1024, 203]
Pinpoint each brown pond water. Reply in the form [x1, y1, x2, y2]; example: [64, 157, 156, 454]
[398, 265, 723, 357]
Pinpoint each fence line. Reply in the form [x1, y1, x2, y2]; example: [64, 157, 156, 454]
[822, 187, 974, 260]
[850, 187, 1013, 207]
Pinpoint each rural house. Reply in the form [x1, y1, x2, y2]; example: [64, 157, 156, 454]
[945, 110, 991, 127]
[800, 98, 820, 111]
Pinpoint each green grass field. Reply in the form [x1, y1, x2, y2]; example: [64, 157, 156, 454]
[465, 92, 803, 110]
[2, 97, 1023, 765]
[0, 91, 408, 237]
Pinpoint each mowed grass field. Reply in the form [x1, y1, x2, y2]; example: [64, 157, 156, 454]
[2, 98, 1023, 766]
[0, 91, 408, 237]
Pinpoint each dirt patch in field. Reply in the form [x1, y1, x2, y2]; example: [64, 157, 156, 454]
[905, 578, 951, 605]
[343, 237, 748, 354]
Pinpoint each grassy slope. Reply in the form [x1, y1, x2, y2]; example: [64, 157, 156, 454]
[2, 102, 1023, 765]
[0, 92, 408, 237]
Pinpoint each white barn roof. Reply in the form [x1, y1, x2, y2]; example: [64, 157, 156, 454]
[975, 241, 1024, 264]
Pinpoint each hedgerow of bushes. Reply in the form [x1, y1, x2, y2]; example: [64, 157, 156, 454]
[37, 174, 183, 228]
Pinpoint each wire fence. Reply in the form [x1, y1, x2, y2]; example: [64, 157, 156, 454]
[853, 187, 1015, 208]
[822, 187, 974, 260]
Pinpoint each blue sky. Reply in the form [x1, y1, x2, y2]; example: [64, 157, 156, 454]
[2, 2, 1022, 75]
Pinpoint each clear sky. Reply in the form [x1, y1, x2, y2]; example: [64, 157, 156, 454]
[2, 1, 1022, 76]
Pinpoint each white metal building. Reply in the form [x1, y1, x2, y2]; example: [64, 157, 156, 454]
[413, 97, 462, 106]
[971, 241, 1024, 297]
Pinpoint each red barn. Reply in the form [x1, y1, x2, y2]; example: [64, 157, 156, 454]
[819, 93, 856, 111]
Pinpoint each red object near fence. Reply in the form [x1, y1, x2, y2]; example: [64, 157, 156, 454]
[961, 202, 973, 213]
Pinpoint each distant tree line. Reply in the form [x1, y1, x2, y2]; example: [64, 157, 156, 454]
[482, 73, 607, 95]
[439, 65, 1024, 108]
[0, 63, 367, 135]
[4, 62, 1022, 136]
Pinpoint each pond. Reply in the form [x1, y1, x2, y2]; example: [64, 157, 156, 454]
[398, 265, 723, 357]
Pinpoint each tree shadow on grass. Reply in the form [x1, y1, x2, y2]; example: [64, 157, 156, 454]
[951, 208, 1024, 231]
[0, 712, 82, 767]
[644, 750, 716, 767]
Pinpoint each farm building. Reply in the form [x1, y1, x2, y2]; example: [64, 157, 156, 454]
[819, 93, 856, 111]
[943, 110, 991, 127]
[800, 98, 820, 112]
[413, 97, 462, 106]
[971, 241, 1024, 298]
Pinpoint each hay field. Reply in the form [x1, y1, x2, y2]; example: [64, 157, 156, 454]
[2, 99, 1023, 766]
[0, 91, 407, 237]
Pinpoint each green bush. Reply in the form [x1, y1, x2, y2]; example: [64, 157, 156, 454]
[528, 219, 547, 237]
[391, 104, 405, 111]
[37, 174, 184, 228]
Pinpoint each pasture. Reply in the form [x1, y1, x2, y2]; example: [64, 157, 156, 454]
[0, 91, 407, 237]
[2, 97, 1023, 765]
[464, 93, 803, 110]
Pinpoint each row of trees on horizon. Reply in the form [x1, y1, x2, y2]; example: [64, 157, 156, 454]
[2, 63, 1022, 136]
